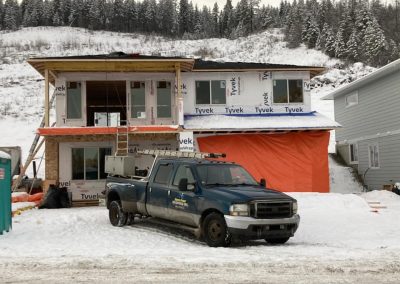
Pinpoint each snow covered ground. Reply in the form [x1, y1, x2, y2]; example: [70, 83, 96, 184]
[1, 191, 399, 283]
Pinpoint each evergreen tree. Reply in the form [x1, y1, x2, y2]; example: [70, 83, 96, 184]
[211, 2, 219, 37]
[302, 14, 319, 48]
[324, 26, 336, 57]
[111, 0, 125, 31]
[179, 0, 189, 35]
[0, 0, 4, 29]
[364, 17, 387, 65]
[220, 0, 233, 38]
[346, 28, 359, 62]
[334, 24, 347, 58]
[42, 0, 54, 26]
[285, 0, 303, 48]
[3, 0, 19, 30]
[52, 0, 63, 26]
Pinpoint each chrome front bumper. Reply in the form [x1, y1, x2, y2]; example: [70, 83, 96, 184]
[224, 214, 300, 230]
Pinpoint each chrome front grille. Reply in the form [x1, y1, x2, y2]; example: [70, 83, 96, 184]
[250, 201, 292, 219]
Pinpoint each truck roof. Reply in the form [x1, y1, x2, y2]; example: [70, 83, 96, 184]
[157, 157, 235, 165]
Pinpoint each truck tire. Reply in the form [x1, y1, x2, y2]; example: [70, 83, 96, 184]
[203, 213, 231, 247]
[109, 200, 127, 227]
[265, 237, 290, 244]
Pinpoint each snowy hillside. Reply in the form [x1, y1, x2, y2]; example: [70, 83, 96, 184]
[0, 27, 375, 178]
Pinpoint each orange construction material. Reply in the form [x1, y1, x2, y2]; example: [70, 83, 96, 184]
[11, 193, 29, 203]
[28, 192, 44, 202]
[197, 131, 330, 193]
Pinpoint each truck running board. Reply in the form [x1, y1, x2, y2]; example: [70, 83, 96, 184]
[146, 217, 202, 239]
[137, 149, 226, 159]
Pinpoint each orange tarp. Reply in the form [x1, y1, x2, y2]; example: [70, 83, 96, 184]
[38, 126, 179, 136]
[197, 131, 330, 193]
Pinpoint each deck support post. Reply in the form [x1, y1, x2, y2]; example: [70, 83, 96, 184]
[44, 68, 50, 127]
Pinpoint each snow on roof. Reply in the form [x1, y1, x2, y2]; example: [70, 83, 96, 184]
[323, 58, 400, 100]
[0, 151, 11, 159]
[184, 111, 341, 131]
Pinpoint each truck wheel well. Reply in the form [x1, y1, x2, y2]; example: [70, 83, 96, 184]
[200, 209, 223, 226]
[107, 191, 120, 209]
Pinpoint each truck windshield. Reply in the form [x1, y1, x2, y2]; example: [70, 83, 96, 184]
[196, 164, 258, 187]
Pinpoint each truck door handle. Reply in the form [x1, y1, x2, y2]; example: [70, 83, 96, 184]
[149, 187, 152, 193]
[168, 190, 171, 196]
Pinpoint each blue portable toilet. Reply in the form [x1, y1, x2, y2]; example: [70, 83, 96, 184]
[0, 151, 12, 234]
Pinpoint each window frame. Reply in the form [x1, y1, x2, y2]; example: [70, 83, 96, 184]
[66, 81, 82, 119]
[130, 81, 146, 119]
[368, 143, 380, 169]
[156, 81, 173, 119]
[349, 143, 358, 164]
[345, 91, 358, 108]
[153, 163, 174, 185]
[195, 80, 227, 105]
[272, 79, 304, 104]
[71, 147, 112, 181]
[172, 165, 196, 187]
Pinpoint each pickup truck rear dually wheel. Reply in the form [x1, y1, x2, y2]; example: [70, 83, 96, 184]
[109, 200, 127, 227]
[203, 213, 231, 247]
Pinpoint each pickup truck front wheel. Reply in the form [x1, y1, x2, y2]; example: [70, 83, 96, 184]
[109, 200, 127, 227]
[203, 213, 231, 247]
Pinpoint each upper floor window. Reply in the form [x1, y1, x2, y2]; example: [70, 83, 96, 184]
[131, 81, 146, 119]
[345, 92, 358, 107]
[273, 79, 303, 104]
[349, 143, 358, 164]
[67, 82, 82, 119]
[196, 80, 226, 105]
[157, 81, 172, 118]
[368, 144, 380, 168]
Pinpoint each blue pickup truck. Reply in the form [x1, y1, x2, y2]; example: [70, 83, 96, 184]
[105, 152, 300, 247]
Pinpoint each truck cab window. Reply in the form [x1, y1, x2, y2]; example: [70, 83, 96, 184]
[154, 163, 173, 184]
[172, 165, 195, 186]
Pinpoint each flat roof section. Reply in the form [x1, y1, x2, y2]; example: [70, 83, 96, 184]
[184, 111, 341, 132]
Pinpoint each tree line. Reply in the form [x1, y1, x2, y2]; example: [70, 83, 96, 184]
[0, 0, 399, 66]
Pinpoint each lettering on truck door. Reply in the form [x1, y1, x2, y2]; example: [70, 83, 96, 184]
[168, 164, 200, 227]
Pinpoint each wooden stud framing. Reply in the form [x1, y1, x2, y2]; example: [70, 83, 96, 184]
[175, 63, 184, 126]
[44, 68, 50, 127]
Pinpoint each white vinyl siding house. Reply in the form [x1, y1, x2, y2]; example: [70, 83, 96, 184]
[324, 59, 400, 190]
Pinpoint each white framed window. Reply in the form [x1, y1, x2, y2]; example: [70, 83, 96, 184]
[66, 81, 82, 119]
[349, 143, 358, 164]
[273, 79, 303, 104]
[130, 81, 146, 119]
[156, 81, 172, 118]
[368, 144, 380, 169]
[345, 92, 358, 107]
[71, 147, 112, 180]
[195, 80, 226, 105]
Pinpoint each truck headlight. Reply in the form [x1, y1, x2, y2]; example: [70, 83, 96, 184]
[292, 202, 298, 214]
[229, 204, 249, 216]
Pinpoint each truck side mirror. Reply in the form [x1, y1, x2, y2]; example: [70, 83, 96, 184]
[179, 178, 188, 191]
[260, 178, 266, 188]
